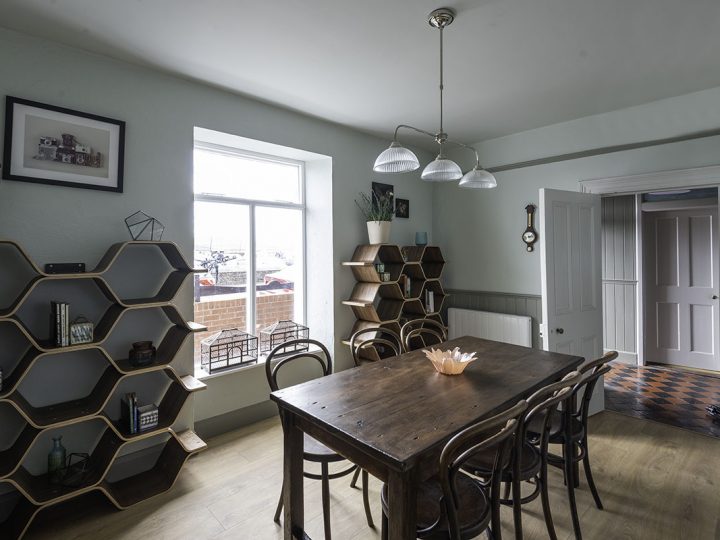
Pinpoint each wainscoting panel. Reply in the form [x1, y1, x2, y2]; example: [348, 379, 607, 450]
[444, 289, 542, 348]
[601, 195, 638, 359]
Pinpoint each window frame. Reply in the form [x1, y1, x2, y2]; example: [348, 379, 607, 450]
[193, 141, 307, 337]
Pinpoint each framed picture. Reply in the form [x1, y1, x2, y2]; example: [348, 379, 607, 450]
[3, 96, 125, 192]
[395, 198, 409, 218]
[371, 181, 394, 211]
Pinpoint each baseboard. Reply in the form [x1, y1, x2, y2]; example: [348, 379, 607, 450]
[605, 349, 637, 364]
[194, 400, 278, 439]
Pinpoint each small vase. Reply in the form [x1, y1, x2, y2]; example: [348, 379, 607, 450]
[415, 231, 428, 246]
[48, 436, 66, 484]
[367, 221, 391, 244]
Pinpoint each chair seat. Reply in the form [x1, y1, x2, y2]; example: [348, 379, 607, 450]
[381, 473, 490, 539]
[303, 434, 346, 463]
[526, 409, 585, 443]
[463, 441, 541, 481]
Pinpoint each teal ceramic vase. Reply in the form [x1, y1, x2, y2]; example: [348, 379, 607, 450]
[48, 436, 66, 484]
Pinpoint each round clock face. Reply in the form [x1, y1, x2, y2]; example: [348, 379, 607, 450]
[523, 231, 536, 243]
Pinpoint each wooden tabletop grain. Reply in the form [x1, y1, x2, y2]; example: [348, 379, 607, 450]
[270, 336, 583, 471]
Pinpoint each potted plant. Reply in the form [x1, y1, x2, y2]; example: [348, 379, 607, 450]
[355, 191, 394, 244]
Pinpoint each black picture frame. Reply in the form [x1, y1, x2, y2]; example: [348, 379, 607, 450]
[395, 198, 410, 218]
[2, 96, 125, 193]
[371, 181, 394, 211]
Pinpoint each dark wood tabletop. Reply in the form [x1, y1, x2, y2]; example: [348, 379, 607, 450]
[270, 336, 584, 539]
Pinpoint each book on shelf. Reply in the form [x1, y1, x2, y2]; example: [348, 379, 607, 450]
[425, 290, 435, 313]
[121, 393, 159, 434]
[50, 301, 70, 347]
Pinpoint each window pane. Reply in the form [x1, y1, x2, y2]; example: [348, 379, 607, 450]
[194, 147, 301, 203]
[255, 207, 304, 335]
[193, 201, 251, 363]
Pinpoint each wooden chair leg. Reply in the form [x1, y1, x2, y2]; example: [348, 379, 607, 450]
[511, 475, 523, 540]
[361, 469, 375, 528]
[321, 462, 332, 540]
[274, 480, 284, 524]
[381, 510, 388, 540]
[582, 438, 604, 510]
[350, 466, 361, 488]
[539, 459, 558, 540]
[564, 441, 582, 540]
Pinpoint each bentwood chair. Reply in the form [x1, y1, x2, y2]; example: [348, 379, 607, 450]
[380, 400, 528, 540]
[400, 318, 448, 352]
[350, 326, 402, 366]
[266, 338, 374, 538]
[462, 371, 582, 540]
[528, 351, 618, 540]
[348, 327, 402, 496]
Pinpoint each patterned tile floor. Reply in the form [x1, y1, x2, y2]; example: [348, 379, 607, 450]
[605, 362, 720, 438]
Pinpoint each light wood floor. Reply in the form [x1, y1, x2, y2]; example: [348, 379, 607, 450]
[27, 410, 720, 540]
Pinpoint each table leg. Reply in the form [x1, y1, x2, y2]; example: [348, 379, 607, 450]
[283, 412, 304, 540]
[386, 468, 417, 540]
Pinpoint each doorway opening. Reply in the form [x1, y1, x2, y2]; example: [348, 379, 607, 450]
[600, 186, 720, 437]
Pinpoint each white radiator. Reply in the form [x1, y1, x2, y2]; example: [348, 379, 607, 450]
[448, 307, 532, 347]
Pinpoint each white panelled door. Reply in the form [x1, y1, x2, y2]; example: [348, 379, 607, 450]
[540, 189, 604, 411]
[644, 208, 720, 371]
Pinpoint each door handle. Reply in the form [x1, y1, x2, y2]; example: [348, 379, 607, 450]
[714, 295, 718, 300]
[556, 328, 564, 334]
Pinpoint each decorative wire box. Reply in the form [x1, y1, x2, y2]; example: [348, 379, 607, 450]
[260, 320, 309, 355]
[201, 328, 258, 374]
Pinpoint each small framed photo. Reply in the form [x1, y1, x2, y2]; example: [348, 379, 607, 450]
[3, 96, 125, 192]
[70, 319, 94, 345]
[371, 181, 394, 210]
[395, 198, 410, 218]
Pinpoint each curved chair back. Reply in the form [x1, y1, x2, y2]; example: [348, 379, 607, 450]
[523, 371, 582, 450]
[265, 338, 332, 392]
[349, 327, 402, 366]
[438, 400, 527, 540]
[400, 318, 448, 352]
[573, 351, 618, 424]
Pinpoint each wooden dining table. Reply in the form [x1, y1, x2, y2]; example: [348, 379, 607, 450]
[269, 336, 584, 540]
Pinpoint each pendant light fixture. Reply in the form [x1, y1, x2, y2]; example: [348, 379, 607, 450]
[373, 8, 497, 189]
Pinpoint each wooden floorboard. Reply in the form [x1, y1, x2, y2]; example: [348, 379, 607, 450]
[25, 410, 720, 539]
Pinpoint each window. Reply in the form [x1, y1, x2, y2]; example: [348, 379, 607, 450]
[193, 142, 305, 372]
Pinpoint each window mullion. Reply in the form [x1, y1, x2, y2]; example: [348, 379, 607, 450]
[248, 203, 257, 335]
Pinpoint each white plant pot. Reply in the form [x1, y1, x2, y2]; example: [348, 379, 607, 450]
[367, 221, 391, 244]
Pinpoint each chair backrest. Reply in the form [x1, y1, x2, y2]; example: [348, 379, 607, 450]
[522, 371, 582, 452]
[400, 318, 448, 351]
[573, 350, 618, 424]
[349, 327, 402, 366]
[265, 338, 332, 392]
[438, 400, 527, 540]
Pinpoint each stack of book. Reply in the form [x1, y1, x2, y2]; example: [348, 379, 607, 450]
[121, 393, 159, 434]
[51, 302, 70, 346]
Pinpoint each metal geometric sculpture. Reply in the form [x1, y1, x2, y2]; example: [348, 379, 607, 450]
[125, 210, 165, 241]
[201, 328, 258, 374]
[259, 320, 309, 355]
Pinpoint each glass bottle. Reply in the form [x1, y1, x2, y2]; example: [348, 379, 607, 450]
[48, 436, 66, 484]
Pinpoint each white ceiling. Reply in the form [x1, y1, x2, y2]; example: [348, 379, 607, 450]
[2, 0, 720, 149]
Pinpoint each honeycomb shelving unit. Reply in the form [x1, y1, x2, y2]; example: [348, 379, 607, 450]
[341, 244, 447, 362]
[0, 240, 207, 540]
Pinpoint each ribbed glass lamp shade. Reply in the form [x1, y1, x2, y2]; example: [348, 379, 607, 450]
[421, 156, 463, 182]
[459, 167, 497, 189]
[373, 142, 420, 173]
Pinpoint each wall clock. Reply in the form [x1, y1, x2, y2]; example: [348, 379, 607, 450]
[523, 204, 538, 252]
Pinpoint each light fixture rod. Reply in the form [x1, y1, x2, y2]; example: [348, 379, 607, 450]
[439, 25, 444, 135]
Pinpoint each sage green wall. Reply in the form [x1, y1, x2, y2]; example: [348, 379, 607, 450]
[0, 27, 435, 425]
[434, 86, 720, 296]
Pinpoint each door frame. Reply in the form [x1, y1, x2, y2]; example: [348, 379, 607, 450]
[580, 165, 720, 367]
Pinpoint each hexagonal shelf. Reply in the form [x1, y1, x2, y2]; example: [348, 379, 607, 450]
[0, 240, 207, 538]
[342, 244, 448, 355]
